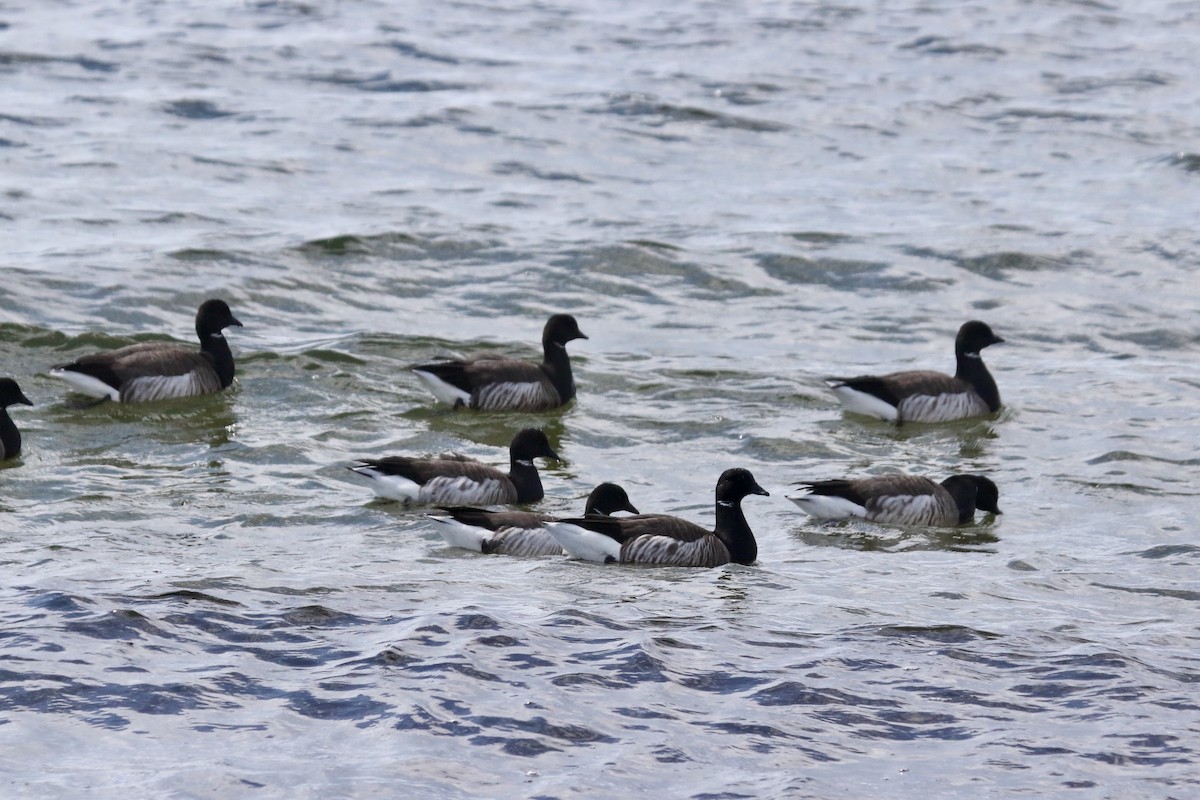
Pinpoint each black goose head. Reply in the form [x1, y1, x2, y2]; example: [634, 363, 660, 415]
[941, 474, 1002, 520]
[543, 314, 588, 348]
[956, 320, 1004, 357]
[195, 299, 244, 338]
[584, 482, 640, 516]
[508, 428, 561, 464]
[0, 378, 32, 409]
[716, 468, 771, 505]
[967, 475, 1002, 515]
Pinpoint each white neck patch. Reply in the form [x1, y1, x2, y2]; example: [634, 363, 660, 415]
[515, 459, 535, 467]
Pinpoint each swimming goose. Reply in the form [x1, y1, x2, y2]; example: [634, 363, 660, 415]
[50, 299, 243, 404]
[546, 468, 769, 567]
[0, 378, 33, 460]
[428, 482, 640, 556]
[349, 428, 561, 506]
[825, 320, 1004, 423]
[412, 313, 587, 411]
[789, 474, 1001, 526]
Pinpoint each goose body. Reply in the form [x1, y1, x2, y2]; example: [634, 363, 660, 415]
[412, 314, 587, 412]
[825, 321, 1004, 423]
[50, 299, 243, 404]
[547, 468, 768, 567]
[0, 378, 33, 460]
[789, 474, 1001, 527]
[349, 428, 560, 506]
[428, 482, 639, 556]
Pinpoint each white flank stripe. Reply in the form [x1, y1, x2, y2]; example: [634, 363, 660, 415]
[789, 493, 868, 520]
[412, 370, 471, 407]
[490, 528, 564, 557]
[871, 493, 954, 526]
[418, 476, 509, 505]
[546, 522, 621, 563]
[50, 369, 121, 401]
[622, 534, 729, 567]
[122, 373, 207, 403]
[351, 469, 423, 503]
[621, 534, 684, 565]
[427, 518, 488, 552]
[898, 392, 988, 423]
[475, 380, 553, 411]
[828, 385, 899, 421]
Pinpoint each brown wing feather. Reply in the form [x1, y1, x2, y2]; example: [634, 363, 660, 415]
[103, 343, 210, 380]
[565, 513, 711, 545]
[856, 475, 940, 499]
[361, 456, 506, 486]
[880, 370, 968, 399]
[441, 507, 550, 531]
[462, 357, 545, 385]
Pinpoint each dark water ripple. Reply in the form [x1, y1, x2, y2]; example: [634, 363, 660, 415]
[5, 578, 1197, 785]
[307, 71, 474, 94]
[598, 94, 790, 132]
[162, 99, 237, 120]
[1167, 152, 1200, 173]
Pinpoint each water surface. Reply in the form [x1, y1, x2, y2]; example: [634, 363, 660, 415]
[2, 1, 1199, 797]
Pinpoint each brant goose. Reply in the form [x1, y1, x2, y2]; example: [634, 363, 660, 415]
[546, 468, 769, 567]
[349, 428, 561, 506]
[825, 320, 1004, 423]
[789, 474, 1001, 527]
[0, 378, 33, 460]
[412, 313, 587, 411]
[428, 482, 640, 556]
[50, 299, 243, 404]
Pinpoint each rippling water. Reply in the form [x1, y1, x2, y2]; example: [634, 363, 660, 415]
[3, 1, 1199, 797]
